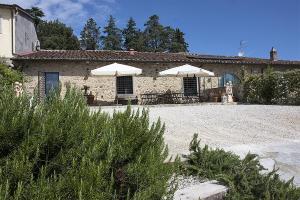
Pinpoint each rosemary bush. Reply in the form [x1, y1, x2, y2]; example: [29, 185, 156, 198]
[182, 134, 300, 200]
[0, 87, 174, 199]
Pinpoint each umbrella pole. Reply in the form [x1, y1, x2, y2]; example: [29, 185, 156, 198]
[198, 77, 201, 99]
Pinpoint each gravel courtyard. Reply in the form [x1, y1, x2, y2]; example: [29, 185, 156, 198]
[91, 104, 300, 185]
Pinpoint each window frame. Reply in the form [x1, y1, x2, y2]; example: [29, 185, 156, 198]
[44, 72, 59, 96]
[183, 76, 198, 96]
[116, 76, 134, 95]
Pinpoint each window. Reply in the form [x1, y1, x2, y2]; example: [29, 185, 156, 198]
[219, 73, 240, 87]
[116, 76, 133, 94]
[183, 77, 198, 96]
[45, 72, 59, 96]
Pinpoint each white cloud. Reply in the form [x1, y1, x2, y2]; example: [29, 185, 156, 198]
[1, 0, 115, 32]
[0, 0, 40, 8]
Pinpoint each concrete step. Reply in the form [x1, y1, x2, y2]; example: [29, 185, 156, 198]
[174, 180, 227, 200]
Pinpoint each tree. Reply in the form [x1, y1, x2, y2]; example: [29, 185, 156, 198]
[161, 26, 175, 52]
[123, 17, 140, 50]
[37, 20, 80, 50]
[80, 18, 101, 50]
[169, 28, 189, 53]
[102, 15, 122, 50]
[143, 15, 165, 52]
[25, 7, 45, 27]
[134, 31, 148, 52]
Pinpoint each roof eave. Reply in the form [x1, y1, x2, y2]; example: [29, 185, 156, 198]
[12, 57, 300, 65]
[0, 4, 34, 20]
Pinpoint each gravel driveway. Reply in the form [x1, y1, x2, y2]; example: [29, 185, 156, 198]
[91, 104, 300, 185]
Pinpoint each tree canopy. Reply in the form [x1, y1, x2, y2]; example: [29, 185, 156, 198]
[123, 17, 139, 50]
[169, 28, 189, 53]
[80, 18, 101, 50]
[38, 20, 80, 50]
[25, 7, 45, 27]
[101, 15, 123, 50]
[27, 7, 189, 52]
[143, 15, 166, 52]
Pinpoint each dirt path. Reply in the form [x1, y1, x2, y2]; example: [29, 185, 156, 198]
[92, 104, 300, 185]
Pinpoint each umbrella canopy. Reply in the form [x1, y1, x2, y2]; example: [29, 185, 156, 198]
[91, 63, 142, 76]
[159, 64, 214, 77]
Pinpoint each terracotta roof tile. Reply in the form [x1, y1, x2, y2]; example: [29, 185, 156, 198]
[13, 50, 300, 65]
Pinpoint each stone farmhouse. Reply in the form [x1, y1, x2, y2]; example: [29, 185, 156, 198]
[12, 48, 300, 104]
[1, 3, 299, 105]
[0, 4, 38, 62]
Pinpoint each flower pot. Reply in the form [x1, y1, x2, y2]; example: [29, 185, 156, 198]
[213, 96, 219, 102]
[85, 95, 94, 105]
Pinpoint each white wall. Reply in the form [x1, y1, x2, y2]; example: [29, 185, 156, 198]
[0, 7, 13, 58]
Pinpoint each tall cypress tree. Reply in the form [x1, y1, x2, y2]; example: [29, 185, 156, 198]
[102, 15, 122, 50]
[143, 15, 165, 52]
[80, 18, 101, 50]
[123, 17, 139, 50]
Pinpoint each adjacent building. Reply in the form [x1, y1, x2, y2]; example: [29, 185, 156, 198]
[0, 4, 38, 61]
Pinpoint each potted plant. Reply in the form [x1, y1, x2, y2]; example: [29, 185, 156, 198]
[81, 85, 94, 105]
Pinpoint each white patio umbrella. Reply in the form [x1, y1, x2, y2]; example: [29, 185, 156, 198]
[91, 62, 142, 76]
[159, 64, 214, 77]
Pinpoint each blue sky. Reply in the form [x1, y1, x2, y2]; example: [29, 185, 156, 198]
[2, 0, 300, 60]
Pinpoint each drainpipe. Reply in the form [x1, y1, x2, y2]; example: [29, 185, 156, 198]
[11, 8, 14, 56]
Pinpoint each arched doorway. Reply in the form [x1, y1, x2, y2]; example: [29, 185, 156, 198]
[219, 73, 240, 87]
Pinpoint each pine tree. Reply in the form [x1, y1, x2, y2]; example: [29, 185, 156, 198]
[102, 15, 122, 50]
[80, 18, 101, 50]
[134, 30, 148, 52]
[143, 15, 165, 52]
[123, 17, 139, 50]
[169, 28, 189, 53]
[161, 26, 175, 52]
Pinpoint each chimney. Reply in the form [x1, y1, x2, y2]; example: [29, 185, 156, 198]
[129, 49, 135, 55]
[270, 47, 278, 61]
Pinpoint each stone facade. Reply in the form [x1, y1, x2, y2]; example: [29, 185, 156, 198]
[17, 59, 300, 104]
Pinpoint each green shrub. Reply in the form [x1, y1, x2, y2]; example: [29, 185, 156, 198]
[0, 87, 174, 199]
[0, 64, 23, 87]
[244, 68, 300, 105]
[182, 134, 300, 200]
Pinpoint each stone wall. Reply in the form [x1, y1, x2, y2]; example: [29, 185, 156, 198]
[16, 60, 300, 103]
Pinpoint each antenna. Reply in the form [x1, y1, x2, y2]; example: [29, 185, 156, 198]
[238, 40, 247, 57]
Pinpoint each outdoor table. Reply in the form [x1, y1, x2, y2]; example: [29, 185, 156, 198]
[141, 92, 200, 105]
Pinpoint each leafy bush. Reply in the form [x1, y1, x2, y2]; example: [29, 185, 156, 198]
[244, 68, 300, 105]
[0, 87, 174, 199]
[182, 134, 300, 200]
[0, 63, 23, 87]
